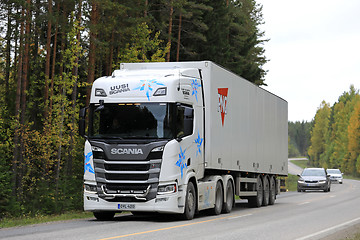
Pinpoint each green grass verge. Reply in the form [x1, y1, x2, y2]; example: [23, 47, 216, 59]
[285, 174, 298, 192]
[345, 232, 360, 240]
[290, 160, 308, 169]
[0, 211, 93, 229]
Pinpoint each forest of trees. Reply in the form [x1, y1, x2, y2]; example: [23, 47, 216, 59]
[308, 86, 360, 177]
[0, 0, 268, 218]
[288, 121, 312, 158]
[289, 86, 360, 178]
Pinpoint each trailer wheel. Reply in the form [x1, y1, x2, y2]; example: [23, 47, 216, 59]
[182, 182, 196, 220]
[222, 180, 234, 213]
[249, 176, 263, 208]
[269, 176, 276, 205]
[93, 211, 115, 221]
[210, 181, 223, 215]
[262, 176, 270, 206]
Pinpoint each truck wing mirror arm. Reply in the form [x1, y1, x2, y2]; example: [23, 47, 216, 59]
[79, 107, 88, 138]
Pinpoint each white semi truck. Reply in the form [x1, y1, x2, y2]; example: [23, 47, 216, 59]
[79, 61, 288, 220]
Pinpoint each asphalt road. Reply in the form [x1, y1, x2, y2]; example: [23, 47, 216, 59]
[288, 157, 308, 175]
[1, 180, 360, 240]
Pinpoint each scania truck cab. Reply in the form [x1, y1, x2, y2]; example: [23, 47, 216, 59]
[80, 66, 208, 220]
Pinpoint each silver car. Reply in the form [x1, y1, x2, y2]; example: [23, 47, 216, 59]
[327, 169, 343, 184]
[297, 168, 331, 192]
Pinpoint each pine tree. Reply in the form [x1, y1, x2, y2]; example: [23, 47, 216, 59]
[119, 22, 170, 63]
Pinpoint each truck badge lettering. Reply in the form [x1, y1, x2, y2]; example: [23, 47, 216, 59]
[111, 148, 144, 155]
[218, 88, 228, 126]
[181, 88, 190, 99]
[109, 84, 130, 95]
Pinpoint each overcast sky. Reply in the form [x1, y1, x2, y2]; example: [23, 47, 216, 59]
[257, 0, 360, 122]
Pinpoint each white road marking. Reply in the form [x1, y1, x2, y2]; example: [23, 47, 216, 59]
[228, 213, 253, 220]
[295, 217, 360, 240]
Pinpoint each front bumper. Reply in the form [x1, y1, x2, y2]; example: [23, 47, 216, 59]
[330, 178, 343, 183]
[84, 185, 187, 214]
[297, 182, 328, 191]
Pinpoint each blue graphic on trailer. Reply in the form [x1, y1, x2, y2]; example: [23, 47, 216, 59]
[176, 147, 187, 178]
[194, 132, 203, 156]
[191, 79, 201, 102]
[84, 152, 95, 174]
[133, 79, 165, 100]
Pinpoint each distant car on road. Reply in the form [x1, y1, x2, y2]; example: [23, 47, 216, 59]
[327, 169, 343, 184]
[297, 168, 331, 192]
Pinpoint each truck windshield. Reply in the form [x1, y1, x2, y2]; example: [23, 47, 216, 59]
[88, 103, 190, 140]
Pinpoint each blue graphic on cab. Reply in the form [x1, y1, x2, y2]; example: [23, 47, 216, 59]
[133, 79, 165, 100]
[84, 152, 95, 174]
[191, 79, 201, 102]
[176, 147, 187, 178]
[195, 132, 203, 156]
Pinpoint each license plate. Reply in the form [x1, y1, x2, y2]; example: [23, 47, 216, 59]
[118, 204, 135, 210]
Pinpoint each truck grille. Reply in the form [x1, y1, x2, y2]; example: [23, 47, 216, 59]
[92, 147, 163, 202]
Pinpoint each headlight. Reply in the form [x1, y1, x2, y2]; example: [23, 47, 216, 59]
[319, 180, 327, 184]
[298, 179, 305, 183]
[92, 146, 105, 159]
[84, 184, 97, 193]
[158, 184, 177, 194]
[151, 146, 164, 152]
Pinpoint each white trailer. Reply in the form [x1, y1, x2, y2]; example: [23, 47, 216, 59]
[79, 61, 288, 220]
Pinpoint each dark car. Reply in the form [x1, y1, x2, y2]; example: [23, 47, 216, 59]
[297, 168, 331, 192]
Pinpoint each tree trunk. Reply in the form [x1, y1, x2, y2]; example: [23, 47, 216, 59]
[18, 0, 32, 199]
[49, 2, 60, 113]
[166, 1, 173, 62]
[144, 0, 148, 17]
[21, 0, 31, 126]
[5, 4, 12, 105]
[86, 1, 99, 106]
[44, 0, 52, 120]
[67, 0, 83, 177]
[107, 29, 114, 76]
[13, 8, 25, 198]
[176, 11, 182, 62]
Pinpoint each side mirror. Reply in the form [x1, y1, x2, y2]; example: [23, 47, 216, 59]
[297, 174, 301, 177]
[79, 107, 87, 137]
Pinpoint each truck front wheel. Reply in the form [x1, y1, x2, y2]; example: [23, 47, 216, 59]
[182, 182, 196, 220]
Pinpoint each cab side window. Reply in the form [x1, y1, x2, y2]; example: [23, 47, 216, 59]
[176, 104, 194, 138]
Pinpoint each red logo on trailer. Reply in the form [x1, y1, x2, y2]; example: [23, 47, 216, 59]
[218, 88, 228, 126]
